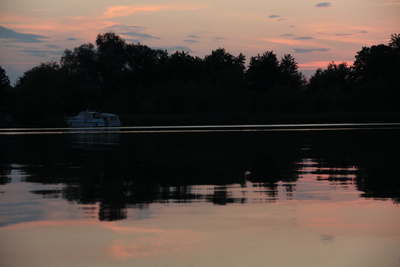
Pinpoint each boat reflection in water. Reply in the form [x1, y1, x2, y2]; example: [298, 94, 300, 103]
[67, 131, 120, 150]
[0, 125, 399, 266]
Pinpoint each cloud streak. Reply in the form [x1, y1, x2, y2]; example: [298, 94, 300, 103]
[293, 48, 330, 53]
[20, 49, 63, 58]
[316, 2, 332, 8]
[184, 39, 198, 43]
[268, 15, 280, 19]
[105, 24, 160, 41]
[123, 31, 160, 40]
[0, 26, 48, 43]
[295, 37, 314, 40]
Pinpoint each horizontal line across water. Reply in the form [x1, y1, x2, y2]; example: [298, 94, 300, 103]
[1, 123, 400, 135]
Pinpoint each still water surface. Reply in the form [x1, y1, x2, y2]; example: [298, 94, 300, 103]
[1, 125, 399, 266]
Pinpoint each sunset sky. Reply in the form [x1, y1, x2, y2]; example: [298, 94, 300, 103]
[1, 0, 399, 84]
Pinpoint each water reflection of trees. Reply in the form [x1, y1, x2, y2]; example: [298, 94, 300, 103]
[2, 129, 399, 221]
[305, 130, 400, 204]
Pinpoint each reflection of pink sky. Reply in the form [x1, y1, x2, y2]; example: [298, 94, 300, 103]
[2, 157, 400, 266]
[0, 219, 210, 264]
[1, 194, 399, 266]
[108, 228, 209, 259]
[296, 198, 400, 237]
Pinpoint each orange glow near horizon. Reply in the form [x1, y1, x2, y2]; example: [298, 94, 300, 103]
[299, 60, 354, 70]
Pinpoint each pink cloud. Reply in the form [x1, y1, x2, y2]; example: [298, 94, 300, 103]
[101, 4, 208, 19]
[101, 5, 166, 19]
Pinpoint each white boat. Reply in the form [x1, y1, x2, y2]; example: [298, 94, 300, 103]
[66, 109, 121, 127]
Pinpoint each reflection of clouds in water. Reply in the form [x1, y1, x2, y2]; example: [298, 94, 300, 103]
[320, 234, 335, 244]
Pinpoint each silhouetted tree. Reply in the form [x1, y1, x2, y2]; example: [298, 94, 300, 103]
[351, 34, 400, 111]
[246, 51, 280, 91]
[124, 43, 169, 88]
[203, 48, 246, 89]
[0, 65, 11, 109]
[309, 62, 352, 92]
[60, 43, 98, 80]
[389, 33, 400, 53]
[95, 32, 128, 97]
[14, 62, 68, 125]
[279, 54, 306, 90]
[0, 65, 10, 90]
[166, 50, 203, 83]
[353, 44, 398, 84]
[60, 43, 102, 113]
[306, 62, 355, 112]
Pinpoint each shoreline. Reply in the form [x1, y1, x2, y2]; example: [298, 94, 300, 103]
[2, 111, 400, 128]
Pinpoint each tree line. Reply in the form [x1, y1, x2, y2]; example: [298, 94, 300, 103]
[0, 33, 399, 126]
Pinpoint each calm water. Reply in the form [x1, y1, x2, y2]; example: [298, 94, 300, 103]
[1, 125, 400, 266]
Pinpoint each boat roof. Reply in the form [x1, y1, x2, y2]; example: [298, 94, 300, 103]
[100, 113, 118, 116]
[75, 110, 119, 117]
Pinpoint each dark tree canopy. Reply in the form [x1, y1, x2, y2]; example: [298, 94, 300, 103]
[0, 65, 11, 111]
[246, 51, 280, 91]
[6, 32, 400, 126]
[203, 48, 246, 88]
[0, 65, 10, 90]
[246, 51, 305, 91]
[389, 33, 400, 52]
[309, 62, 352, 92]
[13, 62, 69, 124]
[307, 33, 400, 112]
[279, 54, 306, 90]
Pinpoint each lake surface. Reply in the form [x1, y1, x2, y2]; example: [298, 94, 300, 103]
[1, 124, 400, 266]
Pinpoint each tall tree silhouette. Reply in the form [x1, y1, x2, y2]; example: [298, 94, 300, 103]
[308, 62, 352, 92]
[0, 65, 11, 114]
[14, 62, 68, 125]
[166, 50, 203, 83]
[204, 48, 245, 89]
[353, 45, 398, 83]
[124, 43, 168, 88]
[0, 65, 10, 90]
[246, 51, 280, 91]
[60, 43, 102, 112]
[279, 54, 306, 90]
[95, 32, 127, 97]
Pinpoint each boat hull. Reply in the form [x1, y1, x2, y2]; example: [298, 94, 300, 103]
[67, 119, 107, 127]
[66, 110, 121, 127]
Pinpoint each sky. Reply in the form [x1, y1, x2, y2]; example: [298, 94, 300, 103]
[0, 0, 399, 84]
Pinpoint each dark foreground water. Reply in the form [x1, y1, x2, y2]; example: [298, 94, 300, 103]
[1, 124, 399, 266]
